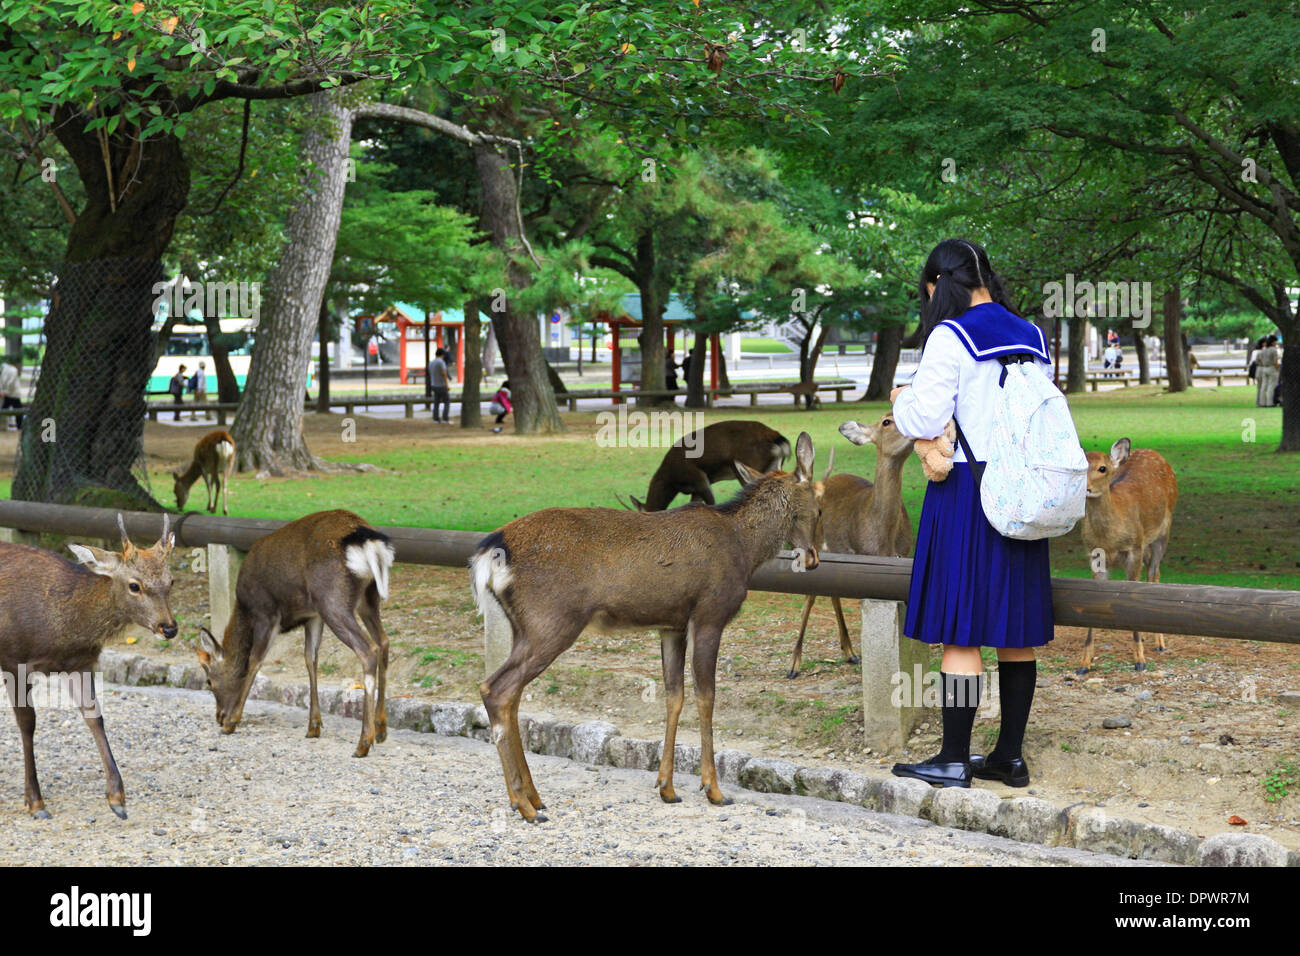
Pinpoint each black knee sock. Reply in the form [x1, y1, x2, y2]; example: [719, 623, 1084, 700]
[988, 659, 1036, 762]
[935, 672, 982, 763]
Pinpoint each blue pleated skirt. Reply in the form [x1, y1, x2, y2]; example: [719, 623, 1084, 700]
[904, 462, 1054, 648]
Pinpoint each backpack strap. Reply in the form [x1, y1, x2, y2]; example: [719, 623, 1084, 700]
[953, 352, 1039, 489]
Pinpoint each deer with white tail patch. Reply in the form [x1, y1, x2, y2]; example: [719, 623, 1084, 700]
[195, 509, 395, 756]
[472, 432, 829, 822]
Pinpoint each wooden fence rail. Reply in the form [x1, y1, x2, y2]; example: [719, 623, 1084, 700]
[3, 501, 1297, 751]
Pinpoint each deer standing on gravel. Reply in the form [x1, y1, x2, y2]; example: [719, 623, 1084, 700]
[1079, 438, 1178, 673]
[195, 509, 395, 757]
[174, 429, 235, 515]
[786, 414, 916, 677]
[624, 419, 790, 511]
[472, 432, 830, 822]
[0, 514, 176, 819]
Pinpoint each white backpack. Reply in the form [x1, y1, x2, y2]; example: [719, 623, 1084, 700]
[954, 356, 1087, 540]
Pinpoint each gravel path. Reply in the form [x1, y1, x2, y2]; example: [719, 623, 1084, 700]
[0, 683, 1162, 866]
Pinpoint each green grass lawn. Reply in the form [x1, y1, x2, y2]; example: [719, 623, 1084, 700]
[5, 385, 1296, 589]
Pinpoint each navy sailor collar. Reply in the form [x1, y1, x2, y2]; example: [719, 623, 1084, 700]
[939, 302, 1049, 362]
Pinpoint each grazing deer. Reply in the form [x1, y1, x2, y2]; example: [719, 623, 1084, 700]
[0, 515, 176, 819]
[1079, 438, 1178, 673]
[174, 429, 235, 515]
[624, 419, 790, 511]
[195, 509, 395, 757]
[786, 414, 915, 677]
[473, 432, 830, 822]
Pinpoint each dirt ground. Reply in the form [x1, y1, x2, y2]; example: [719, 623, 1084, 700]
[2, 414, 1298, 852]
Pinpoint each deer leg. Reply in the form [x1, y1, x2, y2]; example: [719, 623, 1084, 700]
[1147, 537, 1170, 652]
[227, 618, 276, 731]
[357, 585, 389, 743]
[480, 658, 531, 818]
[304, 616, 324, 738]
[70, 672, 126, 819]
[11, 703, 47, 818]
[692, 624, 731, 806]
[788, 595, 816, 678]
[656, 628, 688, 803]
[1125, 553, 1147, 671]
[832, 597, 858, 664]
[1077, 567, 1108, 674]
[320, 608, 378, 757]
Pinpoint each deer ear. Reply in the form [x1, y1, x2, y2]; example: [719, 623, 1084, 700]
[734, 461, 763, 487]
[629, 495, 646, 512]
[69, 543, 122, 576]
[837, 421, 873, 446]
[198, 627, 222, 662]
[1110, 438, 1131, 466]
[794, 432, 815, 482]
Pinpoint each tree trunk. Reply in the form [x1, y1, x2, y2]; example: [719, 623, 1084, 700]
[482, 321, 497, 377]
[634, 229, 667, 406]
[1133, 329, 1150, 384]
[13, 109, 190, 505]
[3, 307, 23, 366]
[474, 144, 563, 434]
[315, 300, 339, 414]
[1065, 317, 1087, 393]
[1281, 340, 1299, 452]
[232, 90, 354, 474]
[461, 297, 483, 427]
[1162, 287, 1188, 393]
[685, 328, 709, 408]
[864, 322, 903, 401]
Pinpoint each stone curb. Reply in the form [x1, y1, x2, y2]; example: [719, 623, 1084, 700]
[98, 650, 1295, 867]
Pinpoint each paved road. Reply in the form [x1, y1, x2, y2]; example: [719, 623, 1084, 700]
[0, 684, 1163, 866]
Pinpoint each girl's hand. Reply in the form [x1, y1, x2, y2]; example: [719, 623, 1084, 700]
[889, 384, 910, 404]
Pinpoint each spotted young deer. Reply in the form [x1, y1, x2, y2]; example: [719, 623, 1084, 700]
[786, 414, 915, 677]
[1079, 438, 1178, 673]
[472, 432, 829, 822]
[624, 419, 790, 511]
[174, 429, 235, 515]
[195, 509, 395, 756]
[0, 515, 176, 819]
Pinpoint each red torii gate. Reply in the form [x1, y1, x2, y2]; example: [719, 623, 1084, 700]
[355, 305, 465, 385]
[594, 310, 715, 397]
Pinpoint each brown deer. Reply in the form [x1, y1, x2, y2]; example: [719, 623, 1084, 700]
[195, 509, 395, 757]
[786, 414, 915, 677]
[473, 432, 830, 822]
[624, 419, 790, 511]
[0, 514, 176, 819]
[174, 429, 235, 515]
[1078, 438, 1178, 673]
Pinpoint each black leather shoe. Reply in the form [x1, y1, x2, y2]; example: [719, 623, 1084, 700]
[970, 753, 1031, 787]
[891, 755, 971, 788]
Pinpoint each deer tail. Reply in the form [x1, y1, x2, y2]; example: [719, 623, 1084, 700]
[470, 530, 512, 617]
[343, 527, 396, 600]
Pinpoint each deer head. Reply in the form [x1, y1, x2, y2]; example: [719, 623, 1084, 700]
[735, 432, 830, 570]
[837, 413, 916, 460]
[1086, 437, 1130, 499]
[67, 513, 177, 639]
[194, 626, 244, 732]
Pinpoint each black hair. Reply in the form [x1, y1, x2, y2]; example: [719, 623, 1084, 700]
[1266, 334, 1279, 346]
[917, 238, 1015, 343]
[435, 348, 446, 358]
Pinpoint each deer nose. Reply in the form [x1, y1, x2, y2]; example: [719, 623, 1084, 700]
[161, 623, 178, 640]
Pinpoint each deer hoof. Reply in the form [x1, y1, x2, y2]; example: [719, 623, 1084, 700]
[707, 793, 734, 807]
[658, 787, 682, 804]
[375, 726, 387, 743]
[31, 808, 51, 820]
[527, 813, 548, 824]
[109, 803, 128, 820]
[1134, 662, 1146, 672]
[1074, 666, 1090, 676]
[305, 724, 321, 738]
[353, 744, 371, 758]
[785, 669, 799, 679]
[847, 655, 861, 665]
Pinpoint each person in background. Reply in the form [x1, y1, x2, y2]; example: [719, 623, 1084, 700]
[427, 348, 451, 424]
[1256, 335, 1281, 407]
[192, 361, 209, 420]
[489, 379, 512, 434]
[665, 353, 679, 392]
[1247, 335, 1265, 382]
[0, 358, 22, 431]
[169, 364, 188, 422]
